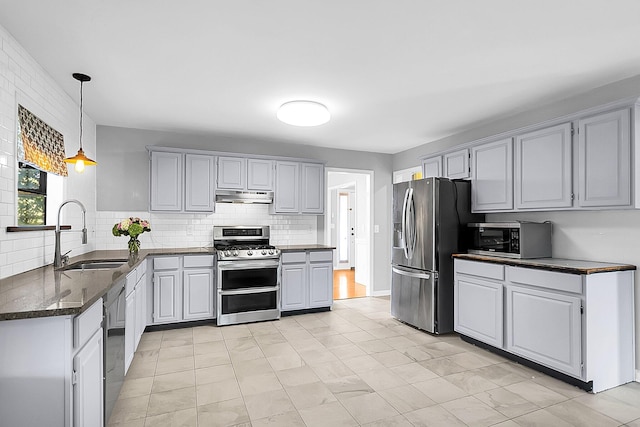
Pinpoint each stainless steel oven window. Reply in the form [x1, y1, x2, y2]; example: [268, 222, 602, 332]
[220, 290, 278, 314]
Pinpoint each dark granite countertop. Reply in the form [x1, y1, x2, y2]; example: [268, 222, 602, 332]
[278, 244, 336, 252]
[0, 248, 214, 321]
[452, 253, 636, 275]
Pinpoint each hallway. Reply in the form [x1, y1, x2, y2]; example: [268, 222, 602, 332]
[333, 269, 367, 300]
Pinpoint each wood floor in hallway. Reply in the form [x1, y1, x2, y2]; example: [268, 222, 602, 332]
[333, 268, 367, 300]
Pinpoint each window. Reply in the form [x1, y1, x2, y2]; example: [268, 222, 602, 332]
[17, 162, 47, 225]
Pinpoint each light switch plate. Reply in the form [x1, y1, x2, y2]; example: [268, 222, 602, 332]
[374, 225, 379, 233]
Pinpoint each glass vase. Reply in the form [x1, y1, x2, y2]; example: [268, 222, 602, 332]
[128, 236, 141, 254]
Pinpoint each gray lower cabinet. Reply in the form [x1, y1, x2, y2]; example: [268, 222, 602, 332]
[281, 250, 333, 311]
[505, 283, 582, 377]
[515, 123, 573, 209]
[454, 259, 636, 392]
[0, 299, 104, 426]
[454, 259, 505, 348]
[152, 255, 215, 325]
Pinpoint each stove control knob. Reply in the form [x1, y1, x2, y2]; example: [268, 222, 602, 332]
[232, 250, 239, 257]
[247, 250, 253, 256]
[224, 250, 231, 257]
[269, 249, 275, 255]
[261, 250, 267, 255]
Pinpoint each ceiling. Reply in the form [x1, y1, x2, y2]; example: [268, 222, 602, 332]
[2, 1, 640, 154]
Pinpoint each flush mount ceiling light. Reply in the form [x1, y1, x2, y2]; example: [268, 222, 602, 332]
[64, 73, 96, 173]
[277, 100, 330, 126]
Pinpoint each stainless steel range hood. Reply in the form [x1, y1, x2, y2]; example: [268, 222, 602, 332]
[215, 190, 273, 204]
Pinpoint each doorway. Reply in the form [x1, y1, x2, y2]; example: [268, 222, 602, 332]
[326, 168, 373, 300]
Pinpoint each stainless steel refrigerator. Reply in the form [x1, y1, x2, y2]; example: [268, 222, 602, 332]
[391, 177, 482, 334]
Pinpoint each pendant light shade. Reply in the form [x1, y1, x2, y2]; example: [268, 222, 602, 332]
[277, 100, 330, 126]
[64, 73, 96, 173]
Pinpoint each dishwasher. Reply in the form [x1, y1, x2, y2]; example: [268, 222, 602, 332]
[103, 280, 126, 423]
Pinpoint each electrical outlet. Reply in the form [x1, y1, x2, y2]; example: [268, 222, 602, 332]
[186, 225, 194, 235]
[374, 225, 380, 233]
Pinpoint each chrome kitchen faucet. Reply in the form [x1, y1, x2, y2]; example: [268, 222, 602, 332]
[54, 199, 88, 268]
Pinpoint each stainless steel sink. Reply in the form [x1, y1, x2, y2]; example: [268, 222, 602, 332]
[63, 259, 128, 271]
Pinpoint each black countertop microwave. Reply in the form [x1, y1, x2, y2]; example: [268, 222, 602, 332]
[467, 222, 552, 259]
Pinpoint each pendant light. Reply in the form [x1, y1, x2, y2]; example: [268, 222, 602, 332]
[64, 73, 96, 173]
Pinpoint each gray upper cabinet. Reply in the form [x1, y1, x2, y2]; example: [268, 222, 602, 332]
[150, 151, 183, 211]
[185, 154, 215, 212]
[422, 156, 442, 178]
[444, 149, 470, 179]
[247, 159, 274, 191]
[515, 123, 573, 210]
[301, 162, 324, 214]
[471, 138, 513, 212]
[274, 161, 300, 213]
[274, 161, 324, 214]
[217, 156, 246, 189]
[577, 109, 631, 208]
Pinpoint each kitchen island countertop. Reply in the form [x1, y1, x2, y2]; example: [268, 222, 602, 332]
[452, 253, 636, 275]
[0, 247, 214, 321]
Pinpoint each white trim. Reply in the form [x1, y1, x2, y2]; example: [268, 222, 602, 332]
[326, 167, 374, 297]
[636, 369, 640, 382]
[372, 290, 391, 297]
[146, 145, 325, 164]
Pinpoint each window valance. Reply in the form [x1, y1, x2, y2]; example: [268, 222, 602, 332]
[17, 104, 68, 177]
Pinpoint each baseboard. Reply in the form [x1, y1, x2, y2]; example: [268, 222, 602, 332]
[372, 290, 391, 297]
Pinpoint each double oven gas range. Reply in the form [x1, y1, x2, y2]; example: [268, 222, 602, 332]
[214, 226, 281, 325]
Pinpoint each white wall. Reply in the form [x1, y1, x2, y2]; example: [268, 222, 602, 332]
[0, 24, 97, 279]
[96, 204, 317, 250]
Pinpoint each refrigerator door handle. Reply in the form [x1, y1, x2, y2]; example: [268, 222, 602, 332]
[401, 188, 411, 259]
[408, 187, 416, 258]
[392, 266, 431, 280]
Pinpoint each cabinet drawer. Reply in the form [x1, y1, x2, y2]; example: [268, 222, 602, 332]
[74, 299, 103, 349]
[183, 255, 215, 268]
[455, 259, 504, 281]
[154, 256, 180, 270]
[282, 252, 307, 264]
[310, 251, 333, 263]
[508, 267, 582, 294]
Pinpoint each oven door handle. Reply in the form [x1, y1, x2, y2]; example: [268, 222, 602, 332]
[217, 261, 280, 270]
[219, 286, 280, 296]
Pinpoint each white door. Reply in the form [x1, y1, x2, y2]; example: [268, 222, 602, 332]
[185, 154, 215, 211]
[454, 276, 503, 347]
[150, 151, 183, 211]
[336, 190, 355, 270]
[309, 263, 333, 308]
[281, 263, 307, 311]
[153, 271, 181, 324]
[471, 138, 514, 211]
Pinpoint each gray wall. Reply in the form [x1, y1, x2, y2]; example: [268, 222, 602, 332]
[96, 126, 393, 294]
[393, 74, 640, 171]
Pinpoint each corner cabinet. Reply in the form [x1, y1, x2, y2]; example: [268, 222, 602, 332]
[281, 250, 333, 311]
[577, 109, 631, 208]
[150, 150, 216, 213]
[471, 138, 513, 212]
[454, 258, 636, 393]
[273, 161, 324, 214]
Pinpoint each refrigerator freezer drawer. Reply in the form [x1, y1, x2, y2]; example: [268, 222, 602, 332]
[391, 266, 436, 333]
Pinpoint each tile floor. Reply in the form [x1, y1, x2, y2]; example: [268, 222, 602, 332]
[108, 297, 640, 426]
